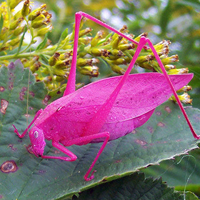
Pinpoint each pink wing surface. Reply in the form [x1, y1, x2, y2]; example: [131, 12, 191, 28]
[35, 73, 193, 127]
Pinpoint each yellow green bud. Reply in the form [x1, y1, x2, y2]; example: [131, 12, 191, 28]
[28, 4, 47, 21]
[118, 43, 135, 51]
[23, 56, 39, 68]
[164, 64, 176, 70]
[78, 37, 92, 45]
[30, 62, 41, 73]
[54, 59, 71, 68]
[134, 32, 148, 42]
[62, 45, 72, 50]
[112, 25, 128, 41]
[136, 55, 154, 64]
[8, 0, 23, 9]
[43, 76, 52, 83]
[161, 55, 179, 65]
[78, 66, 99, 77]
[139, 62, 154, 71]
[168, 68, 188, 75]
[91, 30, 104, 47]
[13, 26, 25, 36]
[37, 25, 52, 36]
[31, 19, 47, 29]
[110, 64, 125, 75]
[110, 49, 123, 57]
[13, 10, 22, 20]
[40, 67, 49, 74]
[8, 37, 20, 46]
[91, 48, 109, 57]
[170, 93, 192, 104]
[0, 44, 9, 51]
[112, 58, 126, 65]
[60, 52, 72, 60]
[53, 75, 64, 82]
[10, 17, 24, 30]
[21, 0, 31, 17]
[0, 27, 9, 40]
[54, 68, 67, 76]
[79, 27, 92, 37]
[77, 58, 99, 66]
[177, 86, 192, 93]
[33, 13, 46, 22]
[112, 35, 123, 49]
[153, 41, 170, 56]
[49, 52, 60, 66]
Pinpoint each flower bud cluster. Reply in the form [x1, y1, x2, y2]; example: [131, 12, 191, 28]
[0, 1, 52, 59]
[0, 0, 193, 102]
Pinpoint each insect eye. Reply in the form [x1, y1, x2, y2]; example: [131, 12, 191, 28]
[34, 131, 38, 138]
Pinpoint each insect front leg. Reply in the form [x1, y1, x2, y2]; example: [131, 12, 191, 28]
[41, 141, 77, 162]
[13, 109, 43, 138]
[63, 11, 148, 97]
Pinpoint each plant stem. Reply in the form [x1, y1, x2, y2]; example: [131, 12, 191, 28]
[0, 49, 72, 61]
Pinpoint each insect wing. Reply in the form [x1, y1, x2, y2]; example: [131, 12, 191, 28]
[34, 73, 193, 127]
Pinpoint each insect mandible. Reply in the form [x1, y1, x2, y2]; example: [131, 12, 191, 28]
[13, 11, 200, 181]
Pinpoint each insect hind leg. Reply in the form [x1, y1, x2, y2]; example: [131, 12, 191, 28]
[146, 38, 200, 139]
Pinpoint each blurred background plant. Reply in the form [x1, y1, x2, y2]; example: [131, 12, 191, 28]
[0, 0, 200, 198]
[0, 0, 195, 103]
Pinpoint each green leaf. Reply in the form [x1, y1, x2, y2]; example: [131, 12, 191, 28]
[40, 54, 49, 64]
[0, 14, 4, 34]
[141, 148, 200, 197]
[184, 191, 199, 200]
[75, 172, 178, 200]
[176, 0, 200, 12]
[53, 28, 68, 53]
[160, 0, 172, 35]
[0, 63, 200, 200]
[16, 26, 27, 55]
[74, 172, 196, 200]
[36, 33, 48, 51]
[60, 28, 68, 40]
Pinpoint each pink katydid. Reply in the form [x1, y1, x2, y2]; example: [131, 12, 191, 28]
[12, 11, 200, 181]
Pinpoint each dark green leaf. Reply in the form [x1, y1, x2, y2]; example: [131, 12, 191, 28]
[176, 0, 200, 12]
[73, 173, 197, 200]
[159, 0, 172, 35]
[60, 28, 68, 40]
[74, 172, 193, 200]
[16, 26, 27, 55]
[53, 28, 68, 52]
[141, 148, 200, 197]
[0, 14, 3, 34]
[36, 33, 48, 51]
[40, 54, 49, 64]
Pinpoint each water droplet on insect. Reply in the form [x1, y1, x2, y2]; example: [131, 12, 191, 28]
[34, 131, 39, 138]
